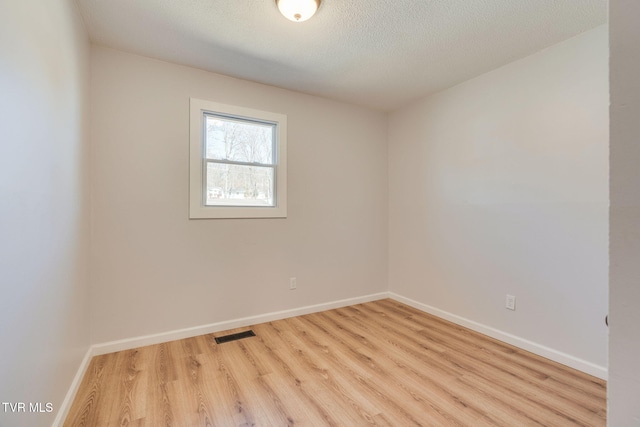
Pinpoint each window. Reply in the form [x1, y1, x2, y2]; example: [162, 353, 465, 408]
[190, 99, 287, 219]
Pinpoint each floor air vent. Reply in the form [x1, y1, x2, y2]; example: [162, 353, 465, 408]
[214, 330, 256, 344]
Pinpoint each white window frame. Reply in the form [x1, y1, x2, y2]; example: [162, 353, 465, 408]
[189, 98, 287, 219]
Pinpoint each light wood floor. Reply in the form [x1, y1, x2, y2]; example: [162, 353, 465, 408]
[65, 299, 606, 426]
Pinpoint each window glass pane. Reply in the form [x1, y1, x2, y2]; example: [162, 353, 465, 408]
[205, 115, 274, 164]
[206, 163, 275, 207]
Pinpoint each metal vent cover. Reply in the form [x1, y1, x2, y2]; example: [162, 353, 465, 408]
[214, 330, 256, 344]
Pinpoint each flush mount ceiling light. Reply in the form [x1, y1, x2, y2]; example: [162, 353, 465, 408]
[276, 0, 321, 22]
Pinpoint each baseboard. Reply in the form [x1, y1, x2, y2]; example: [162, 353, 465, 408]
[389, 292, 607, 380]
[54, 292, 387, 425]
[55, 289, 605, 425]
[91, 292, 390, 356]
[51, 346, 94, 427]
[90, 292, 608, 380]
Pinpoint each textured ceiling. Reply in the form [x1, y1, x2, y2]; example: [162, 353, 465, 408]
[76, 0, 607, 111]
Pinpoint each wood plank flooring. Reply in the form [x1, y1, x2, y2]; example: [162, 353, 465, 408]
[64, 299, 606, 426]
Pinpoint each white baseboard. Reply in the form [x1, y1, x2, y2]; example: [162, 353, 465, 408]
[56, 289, 606, 425]
[90, 291, 608, 380]
[91, 292, 390, 356]
[54, 292, 388, 425]
[51, 347, 94, 427]
[389, 292, 607, 380]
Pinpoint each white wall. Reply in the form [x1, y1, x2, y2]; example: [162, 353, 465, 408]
[89, 47, 388, 344]
[609, 0, 640, 423]
[0, 1, 90, 426]
[388, 26, 609, 373]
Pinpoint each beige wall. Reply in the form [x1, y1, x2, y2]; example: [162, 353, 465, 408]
[0, 0, 90, 426]
[609, 0, 640, 423]
[388, 26, 609, 372]
[89, 47, 389, 343]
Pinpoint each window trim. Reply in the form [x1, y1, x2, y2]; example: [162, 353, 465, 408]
[189, 98, 287, 219]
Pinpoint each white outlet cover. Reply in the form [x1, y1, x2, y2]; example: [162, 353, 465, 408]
[506, 294, 516, 310]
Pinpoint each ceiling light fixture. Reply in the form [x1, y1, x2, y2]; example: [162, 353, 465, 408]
[276, 0, 321, 22]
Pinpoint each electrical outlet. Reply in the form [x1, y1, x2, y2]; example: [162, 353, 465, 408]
[505, 294, 516, 311]
[289, 277, 297, 290]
